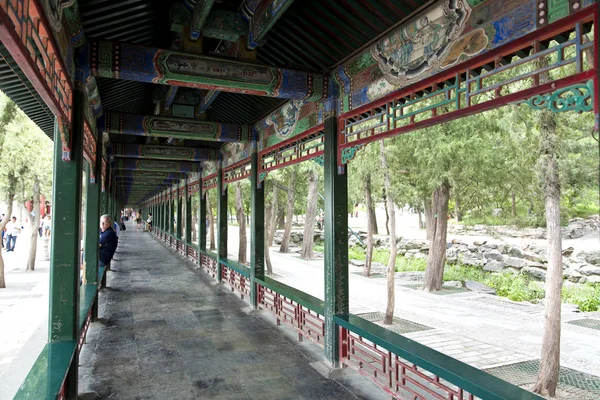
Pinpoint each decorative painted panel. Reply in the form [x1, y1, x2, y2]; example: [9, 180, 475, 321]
[222, 159, 251, 186]
[221, 141, 254, 168]
[201, 172, 218, 196]
[89, 39, 326, 101]
[99, 112, 251, 142]
[0, 0, 73, 122]
[82, 119, 96, 182]
[242, 0, 294, 49]
[116, 159, 201, 173]
[332, 0, 594, 114]
[113, 144, 218, 161]
[337, 9, 596, 169]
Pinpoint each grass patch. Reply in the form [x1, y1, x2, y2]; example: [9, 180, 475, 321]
[484, 273, 545, 302]
[562, 284, 600, 312]
[443, 264, 489, 283]
[348, 246, 426, 272]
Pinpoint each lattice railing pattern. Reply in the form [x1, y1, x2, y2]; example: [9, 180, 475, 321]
[340, 327, 475, 400]
[257, 284, 325, 346]
[258, 125, 325, 183]
[177, 240, 185, 256]
[188, 180, 200, 195]
[202, 173, 218, 196]
[187, 246, 198, 262]
[201, 253, 218, 278]
[338, 11, 596, 169]
[339, 327, 475, 400]
[223, 160, 251, 186]
[221, 265, 250, 299]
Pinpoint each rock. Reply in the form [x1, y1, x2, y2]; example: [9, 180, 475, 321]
[405, 250, 426, 260]
[523, 251, 547, 263]
[582, 251, 600, 266]
[483, 250, 503, 262]
[349, 259, 365, 267]
[468, 244, 479, 252]
[405, 240, 424, 250]
[462, 257, 484, 267]
[525, 260, 546, 269]
[484, 260, 504, 272]
[564, 268, 582, 283]
[395, 271, 425, 281]
[290, 232, 303, 244]
[579, 265, 600, 276]
[444, 280, 463, 288]
[504, 256, 527, 269]
[502, 267, 521, 275]
[508, 246, 524, 258]
[465, 280, 496, 294]
[562, 247, 575, 257]
[473, 240, 487, 246]
[522, 266, 547, 281]
[581, 276, 600, 284]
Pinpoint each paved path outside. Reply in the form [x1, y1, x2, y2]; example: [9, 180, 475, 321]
[0, 231, 49, 400]
[79, 225, 388, 400]
[224, 225, 600, 379]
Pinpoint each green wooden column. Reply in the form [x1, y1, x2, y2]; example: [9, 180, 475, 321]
[217, 165, 227, 282]
[199, 187, 207, 252]
[48, 89, 85, 398]
[168, 192, 173, 235]
[176, 183, 183, 240]
[323, 116, 349, 367]
[250, 149, 264, 308]
[185, 179, 192, 253]
[83, 135, 102, 320]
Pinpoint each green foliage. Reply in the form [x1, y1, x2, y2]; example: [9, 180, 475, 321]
[562, 284, 600, 312]
[484, 273, 545, 302]
[347, 245, 426, 272]
[443, 264, 489, 283]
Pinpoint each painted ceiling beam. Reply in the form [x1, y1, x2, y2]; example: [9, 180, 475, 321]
[242, 0, 294, 50]
[113, 171, 188, 179]
[99, 112, 252, 142]
[113, 144, 218, 161]
[115, 159, 201, 173]
[89, 39, 326, 101]
[190, 0, 216, 41]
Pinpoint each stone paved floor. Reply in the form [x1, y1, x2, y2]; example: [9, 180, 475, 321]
[79, 226, 388, 400]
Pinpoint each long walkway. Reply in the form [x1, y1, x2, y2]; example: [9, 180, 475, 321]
[79, 224, 386, 400]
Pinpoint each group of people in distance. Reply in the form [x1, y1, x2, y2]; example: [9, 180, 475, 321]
[0, 213, 51, 252]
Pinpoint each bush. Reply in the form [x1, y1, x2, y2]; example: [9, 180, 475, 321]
[443, 264, 489, 283]
[484, 273, 545, 302]
[348, 246, 426, 272]
[562, 284, 600, 312]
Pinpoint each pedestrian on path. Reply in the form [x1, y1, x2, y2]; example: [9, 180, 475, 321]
[43, 214, 51, 238]
[99, 214, 118, 269]
[5, 216, 21, 252]
[136, 208, 142, 230]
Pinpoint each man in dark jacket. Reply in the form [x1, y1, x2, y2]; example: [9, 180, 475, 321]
[99, 214, 118, 268]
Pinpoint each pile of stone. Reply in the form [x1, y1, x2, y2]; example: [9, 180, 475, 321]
[448, 215, 599, 240]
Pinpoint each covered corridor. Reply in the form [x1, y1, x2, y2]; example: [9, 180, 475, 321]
[78, 224, 385, 400]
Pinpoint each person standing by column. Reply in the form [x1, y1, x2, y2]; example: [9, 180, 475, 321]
[99, 214, 118, 269]
[5, 216, 21, 252]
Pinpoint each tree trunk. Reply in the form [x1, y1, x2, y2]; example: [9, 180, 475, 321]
[207, 195, 216, 250]
[276, 209, 285, 229]
[512, 191, 517, 218]
[235, 182, 247, 264]
[300, 169, 319, 259]
[364, 173, 374, 277]
[267, 183, 278, 247]
[264, 198, 273, 275]
[379, 141, 397, 325]
[422, 179, 450, 292]
[0, 172, 17, 288]
[417, 208, 425, 229]
[533, 59, 562, 397]
[279, 168, 297, 253]
[27, 177, 41, 271]
[424, 198, 434, 242]
[455, 189, 462, 222]
[382, 189, 390, 236]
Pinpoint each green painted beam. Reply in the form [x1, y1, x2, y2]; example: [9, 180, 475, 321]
[323, 116, 348, 367]
[250, 150, 264, 308]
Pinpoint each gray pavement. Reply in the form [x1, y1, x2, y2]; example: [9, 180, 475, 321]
[0, 231, 49, 400]
[79, 224, 387, 400]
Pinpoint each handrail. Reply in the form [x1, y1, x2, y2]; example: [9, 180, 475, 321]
[255, 276, 324, 314]
[334, 313, 543, 400]
[220, 257, 250, 277]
